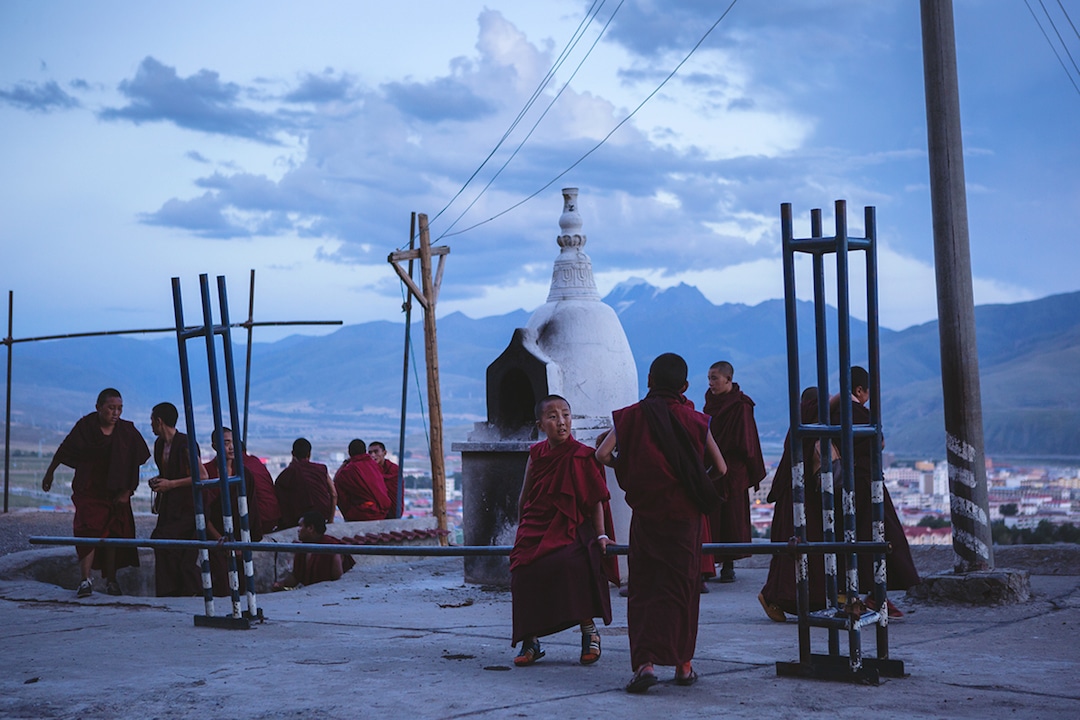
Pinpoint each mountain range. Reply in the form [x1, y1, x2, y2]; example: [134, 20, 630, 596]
[5, 282, 1079, 461]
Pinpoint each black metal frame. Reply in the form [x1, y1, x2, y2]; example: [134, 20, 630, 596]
[778, 200, 906, 684]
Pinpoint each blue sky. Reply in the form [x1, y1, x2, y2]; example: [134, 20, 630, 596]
[1, 0, 1077, 341]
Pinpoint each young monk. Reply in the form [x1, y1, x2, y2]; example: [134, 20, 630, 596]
[596, 353, 727, 693]
[510, 394, 617, 668]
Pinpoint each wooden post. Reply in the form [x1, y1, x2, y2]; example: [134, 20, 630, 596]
[389, 214, 450, 544]
[921, 0, 994, 572]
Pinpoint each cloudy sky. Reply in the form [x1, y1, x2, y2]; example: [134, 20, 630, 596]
[2, 0, 1077, 342]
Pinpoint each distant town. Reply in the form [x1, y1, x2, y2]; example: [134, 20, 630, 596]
[10, 444, 1077, 548]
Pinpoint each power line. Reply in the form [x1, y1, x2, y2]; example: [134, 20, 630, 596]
[1055, 0, 1080, 42]
[440, 0, 741, 240]
[423, 0, 608, 238]
[1026, 0, 1080, 96]
[1039, 0, 1080, 79]
[434, 0, 626, 242]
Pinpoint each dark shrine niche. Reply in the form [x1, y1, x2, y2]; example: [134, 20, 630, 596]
[486, 328, 549, 433]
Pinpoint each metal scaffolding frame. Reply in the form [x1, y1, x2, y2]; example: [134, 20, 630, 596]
[172, 274, 262, 629]
[1, 271, 341, 513]
[776, 200, 906, 684]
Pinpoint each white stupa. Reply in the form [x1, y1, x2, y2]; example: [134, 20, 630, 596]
[455, 188, 638, 584]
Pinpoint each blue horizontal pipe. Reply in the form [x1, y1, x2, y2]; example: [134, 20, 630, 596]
[29, 536, 890, 557]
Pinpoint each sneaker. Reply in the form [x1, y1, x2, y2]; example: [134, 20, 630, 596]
[105, 580, 122, 596]
[719, 566, 736, 583]
[76, 579, 93, 598]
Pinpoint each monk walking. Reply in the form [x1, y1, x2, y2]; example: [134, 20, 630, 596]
[41, 388, 151, 598]
[511, 395, 616, 667]
[597, 354, 727, 693]
[703, 361, 767, 583]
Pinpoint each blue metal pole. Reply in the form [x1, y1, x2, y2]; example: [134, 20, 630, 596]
[216, 275, 257, 618]
[198, 275, 243, 619]
[172, 278, 216, 618]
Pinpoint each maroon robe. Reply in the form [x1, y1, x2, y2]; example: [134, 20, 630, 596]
[292, 534, 355, 586]
[760, 395, 830, 614]
[613, 391, 709, 669]
[275, 458, 334, 529]
[510, 437, 615, 646]
[151, 432, 201, 597]
[704, 384, 767, 562]
[832, 399, 920, 591]
[204, 454, 279, 538]
[334, 454, 391, 522]
[378, 458, 400, 519]
[203, 454, 271, 598]
[54, 413, 150, 570]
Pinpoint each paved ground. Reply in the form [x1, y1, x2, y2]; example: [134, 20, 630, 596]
[2, 535, 1079, 720]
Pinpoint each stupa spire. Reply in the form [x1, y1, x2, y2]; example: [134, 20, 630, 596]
[547, 187, 600, 302]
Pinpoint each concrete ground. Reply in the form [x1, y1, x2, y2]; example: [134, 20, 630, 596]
[2, 544, 1079, 720]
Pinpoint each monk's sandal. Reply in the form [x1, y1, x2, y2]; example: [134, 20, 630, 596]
[514, 638, 544, 667]
[580, 625, 601, 665]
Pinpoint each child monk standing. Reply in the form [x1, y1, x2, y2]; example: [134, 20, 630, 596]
[510, 394, 617, 667]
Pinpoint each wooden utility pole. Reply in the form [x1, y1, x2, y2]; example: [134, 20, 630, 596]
[389, 214, 450, 544]
[920, 0, 994, 572]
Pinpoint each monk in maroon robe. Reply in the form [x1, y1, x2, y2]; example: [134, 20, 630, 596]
[334, 439, 392, 522]
[148, 402, 203, 598]
[759, 388, 830, 620]
[703, 361, 767, 583]
[597, 354, 727, 693]
[203, 428, 279, 537]
[510, 395, 617, 668]
[274, 437, 336, 529]
[42, 388, 150, 598]
[368, 441, 400, 519]
[831, 367, 919, 609]
[272, 511, 355, 589]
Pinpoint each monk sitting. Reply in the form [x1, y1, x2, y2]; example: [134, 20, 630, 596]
[367, 441, 400, 519]
[274, 438, 336, 530]
[333, 439, 391, 522]
[272, 511, 356, 590]
[510, 394, 617, 668]
[204, 427, 280, 537]
[597, 353, 727, 693]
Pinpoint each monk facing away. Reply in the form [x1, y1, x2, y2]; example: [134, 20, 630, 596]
[274, 437, 336, 530]
[510, 394, 617, 668]
[42, 388, 151, 598]
[596, 353, 727, 693]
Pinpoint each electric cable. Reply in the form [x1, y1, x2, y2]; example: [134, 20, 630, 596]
[423, 0, 608, 236]
[435, 0, 626, 242]
[440, 0, 740, 240]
